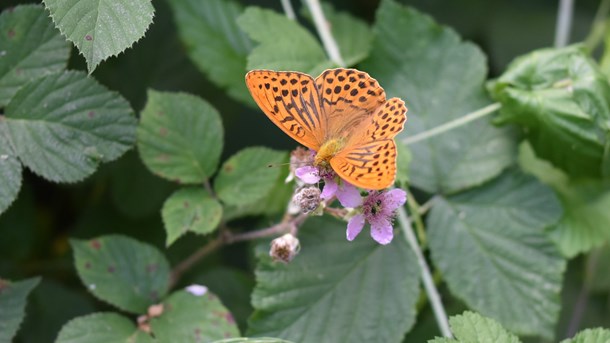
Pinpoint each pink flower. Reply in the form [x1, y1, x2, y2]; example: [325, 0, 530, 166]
[347, 189, 407, 245]
[295, 165, 362, 208]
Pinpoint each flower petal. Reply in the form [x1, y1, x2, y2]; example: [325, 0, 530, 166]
[347, 214, 365, 241]
[370, 218, 394, 245]
[320, 178, 338, 200]
[336, 181, 363, 208]
[381, 188, 407, 213]
[295, 166, 320, 184]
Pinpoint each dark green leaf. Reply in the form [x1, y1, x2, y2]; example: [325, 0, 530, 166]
[0, 277, 40, 343]
[56, 312, 153, 343]
[150, 290, 240, 341]
[490, 45, 610, 179]
[361, 0, 516, 194]
[0, 4, 70, 107]
[248, 216, 420, 342]
[3, 70, 136, 183]
[71, 235, 170, 313]
[560, 328, 610, 343]
[428, 311, 521, 343]
[43, 0, 155, 73]
[168, 0, 253, 104]
[0, 120, 21, 215]
[162, 187, 223, 246]
[428, 169, 565, 338]
[214, 147, 287, 207]
[138, 90, 224, 184]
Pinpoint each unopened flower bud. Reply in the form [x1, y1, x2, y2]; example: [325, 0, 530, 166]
[270, 233, 300, 263]
[293, 186, 321, 214]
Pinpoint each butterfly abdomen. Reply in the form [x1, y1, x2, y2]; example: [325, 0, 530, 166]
[314, 138, 345, 168]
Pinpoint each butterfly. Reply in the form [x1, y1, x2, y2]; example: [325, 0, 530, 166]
[245, 68, 407, 190]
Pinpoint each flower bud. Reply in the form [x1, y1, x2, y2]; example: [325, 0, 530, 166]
[270, 233, 300, 263]
[293, 186, 321, 214]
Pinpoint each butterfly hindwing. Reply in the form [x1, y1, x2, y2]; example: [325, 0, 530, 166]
[363, 97, 407, 142]
[331, 139, 398, 190]
[246, 70, 325, 150]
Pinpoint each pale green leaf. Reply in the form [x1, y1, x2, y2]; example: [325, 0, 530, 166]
[237, 7, 330, 75]
[43, 0, 155, 73]
[56, 313, 153, 343]
[561, 328, 610, 343]
[0, 5, 70, 107]
[214, 147, 287, 207]
[248, 216, 420, 343]
[0, 277, 40, 343]
[4, 70, 136, 183]
[428, 169, 565, 338]
[150, 290, 240, 341]
[428, 311, 521, 343]
[138, 90, 224, 184]
[162, 187, 223, 246]
[361, 0, 516, 194]
[71, 235, 170, 313]
[168, 0, 253, 104]
[0, 120, 22, 215]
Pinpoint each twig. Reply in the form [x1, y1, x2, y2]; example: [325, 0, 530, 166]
[302, 0, 345, 67]
[169, 237, 223, 288]
[281, 0, 297, 20]
[555, 0, 575, 48]
[397, 207, 453, 337]
[403, 103, 501, 146]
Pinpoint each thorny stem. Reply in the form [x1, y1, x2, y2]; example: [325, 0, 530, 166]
[280, 0, 297, 20]
[397, 207, 453, 338]
[302, 0, 346, 67]
[403, 103, 501, 146]
[554, 0, 575, 48]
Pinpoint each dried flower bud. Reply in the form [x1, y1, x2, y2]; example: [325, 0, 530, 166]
[286, 147, 315, 183]
[270, 233, 300, 263]
[147, 304, 164, 318]
[293, 186, 321, 214]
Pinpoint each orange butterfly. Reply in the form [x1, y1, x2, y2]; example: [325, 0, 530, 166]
[245, 68, 407, 190]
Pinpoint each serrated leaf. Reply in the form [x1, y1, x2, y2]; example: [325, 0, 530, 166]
[428, 311, 521, 343]
[138, 90, 223, 184]
[168, 0, 253, 105]
[214, 147, 287, 207]
[0, 4, 70, 107]
[71, 235, 170, 313]
[162, 187, 223, 246]
[0, 120, 22, 215]
[427, 169, 565, 338]
[247, 216, 420, 342]
[361, 0, 516, 194]
[237, 7, 330, 75]
[0, 277, 40, 343]
[56, 312, 153, 343]
[3, 70, 136, 183]
[212, 339, 294, 343]
[150, 290, 240, 341]
[560, 328, 610, 343]
[43, 0, 155, 73]
[489, 45, 610, 179]
[519, 142, 610, 257]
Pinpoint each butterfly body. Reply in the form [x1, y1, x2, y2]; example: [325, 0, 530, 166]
[246, 68, 407, 190]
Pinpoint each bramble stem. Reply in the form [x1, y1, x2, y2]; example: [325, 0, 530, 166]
[281, 0, 297, 20]
[397, 207, 453, 338]
[555, 0, 574, 47]
[302, 0, 345, 67]
[403, 103, 501, 146]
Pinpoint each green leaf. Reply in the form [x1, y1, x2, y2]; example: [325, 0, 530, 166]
[0, 120, 22, 215]
[428, 311, 521, 343]
[395, 140, 412, 186]
[361, 0, 516, 194]
[43, 0, 155, 73]
[214, 147, 287, 207]
[138, 90, 224, 184]
[71, 235, 170, 313]
[56, 312, 153, 343]
[489, 45, 610, 179]
[162, 187, 223, 246]
[247, 216, 420, 343]
[212, 339, 294, 343]
[150, 290, 240, 341]
[2, 70, 136, 183]
[168, 0, 253, 104]
[0, 277, 40, 343]
[0, 4, 70, 107]
[237, 7, 330, 75]
[560, 328, 610, 343]
[588, 245, 610, 292]
[427, 169, 565, 338]
[519, 142, 610, 257]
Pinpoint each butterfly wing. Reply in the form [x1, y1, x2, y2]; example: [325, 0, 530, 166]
[331, 98, 408, 190]
[246, 70, 326, 150]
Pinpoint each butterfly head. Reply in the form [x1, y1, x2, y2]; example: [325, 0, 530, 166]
[314, 138, 346, 169]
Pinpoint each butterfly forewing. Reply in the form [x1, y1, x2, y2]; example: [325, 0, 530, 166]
[246, 70, 326, 150]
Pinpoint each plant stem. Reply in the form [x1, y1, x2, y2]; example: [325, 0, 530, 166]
[281, 0, 297, 20]
[406, 190, 427, 247]
[403, 103, 501, 146]
[397, 207, 452, 338]
[302, 0, 345, 67]
[555, 0, 575, 48]
[584, 0, 610, 52]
